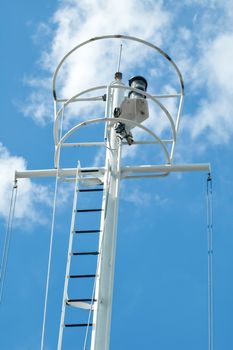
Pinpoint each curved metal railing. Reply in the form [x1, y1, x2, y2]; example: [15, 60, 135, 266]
[52, 34, 184, 101]
[52, 34, 184, 171]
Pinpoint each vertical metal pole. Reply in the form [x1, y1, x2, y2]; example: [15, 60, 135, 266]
[90, 78, 125, 350]
[170, 94, 184, 161]
[207, 174, 214, 350]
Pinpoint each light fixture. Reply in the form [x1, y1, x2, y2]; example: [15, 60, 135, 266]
[128, 75, 148, 99]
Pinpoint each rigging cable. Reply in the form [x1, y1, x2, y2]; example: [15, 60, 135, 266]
[207, 172, 214, 350]
[0, 180, 18, 303]
[40, 172, 59, 350]
[40, 104, 65, 350]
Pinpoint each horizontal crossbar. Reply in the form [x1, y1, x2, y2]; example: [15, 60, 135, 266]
[15, 163, 211, 180]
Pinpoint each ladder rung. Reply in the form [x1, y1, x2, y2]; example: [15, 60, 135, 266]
[66, 299, 96, 310]
[76, 209, 103, 213]
[73, 252, 99, 256]
[78, 188, 103, 192]
[81, 169, 100, 173]
[65, 323, 94, 327]
[69, 274, 96, 278]
[75, 230, 102, 234]
[67, 298, 97, 303]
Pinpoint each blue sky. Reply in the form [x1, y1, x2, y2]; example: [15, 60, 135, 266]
[1, 0, 233, 349]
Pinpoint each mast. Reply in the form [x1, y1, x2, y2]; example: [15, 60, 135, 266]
[90, 74, 125, 350]
[13, 35, 211, 350]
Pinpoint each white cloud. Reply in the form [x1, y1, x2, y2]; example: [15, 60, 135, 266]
[47, 0, 170, 66]
[16, 91, 52, 126]
[93, 147, 106, 167]
[21, 0, 172, 126]
[0, 143, 52, 225]
[121, 185, 168, 207]
[166, 1, 233, 149]
[18, 0, 233, 156]
[184, 32, 233, 144]
[121, 186, 152, 206]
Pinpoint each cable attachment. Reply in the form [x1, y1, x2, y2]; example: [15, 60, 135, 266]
[207, 172, 213, 195]
[0, 180, 18, 304]
[113, 107, 134, 145]
[207, 172, 212, 182]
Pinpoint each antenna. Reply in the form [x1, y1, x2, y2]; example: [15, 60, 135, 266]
[13, 35, 212, 350]
[117, 43, 123, 72]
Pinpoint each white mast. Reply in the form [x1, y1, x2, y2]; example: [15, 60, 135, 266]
[90, 75, 125, 350]
[13, 35, 212, 350]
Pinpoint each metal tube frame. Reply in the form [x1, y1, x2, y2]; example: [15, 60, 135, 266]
[52, 35, 184, 100]
[90, 79, 125, 350]
[13, 35, 213, 350]
[15, 163, 211, 181]
[53, 84, 181, 168]
[52, 35, 185, 173]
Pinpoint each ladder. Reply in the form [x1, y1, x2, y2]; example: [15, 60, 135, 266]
[57, 168, 107, 350]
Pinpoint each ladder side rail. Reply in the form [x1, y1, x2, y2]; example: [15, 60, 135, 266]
[57, 162, 81, 350]
[82, 160, 111, 349]
[90, 159, 111, 348]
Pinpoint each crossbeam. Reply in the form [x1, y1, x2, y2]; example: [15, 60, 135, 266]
[15, 163, 211, 180]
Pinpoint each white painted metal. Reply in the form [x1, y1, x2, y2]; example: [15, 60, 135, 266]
[90, 78, 125, 350]
[61, 142, 106, 147]
[52, 35, 184, 171]
[57, 164, 80, 350]
[121, 163, 211, 176]
[170, 94, 184, 159]
[12, 35, 213, 350]
[54, 85, 107, 145]
[152, 94, 181, 98]
[15, 168, 104, 179]
[53, 116, 171, 168]
[52, 35, 184, 102]
[207, 177, 214, 350]
[119, 97, 149, 127]
[15, 163, 211, 180]
[60, 140, 174, 147]
[67, 301, 94, 310]
[53, 85, 178, 167]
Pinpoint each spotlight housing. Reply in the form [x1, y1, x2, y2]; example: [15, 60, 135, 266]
[128, 76, 148, 99]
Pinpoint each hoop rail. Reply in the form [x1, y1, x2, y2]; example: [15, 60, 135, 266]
[54, 117, 171, 169]
[53, 84, 178, 147]
[52, 34, 184, 101]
